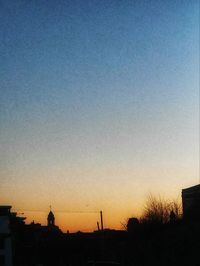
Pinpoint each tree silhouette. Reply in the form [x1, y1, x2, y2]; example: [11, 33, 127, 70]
[141, 194, 182, 225]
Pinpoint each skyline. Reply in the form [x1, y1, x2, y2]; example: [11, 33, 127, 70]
[0, 0, 199, 232]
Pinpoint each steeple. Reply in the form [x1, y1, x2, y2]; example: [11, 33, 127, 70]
[47, 205, 55, 226]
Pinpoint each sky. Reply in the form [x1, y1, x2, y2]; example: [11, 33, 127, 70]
[0, 0, 199, 232]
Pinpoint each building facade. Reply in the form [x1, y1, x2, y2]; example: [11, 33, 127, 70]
[182, 184, 200, 221]
[0, 206, 13, 266]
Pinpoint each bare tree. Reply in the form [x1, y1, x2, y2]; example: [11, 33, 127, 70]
[168, 198, 182, 219]
[141, 194, 182, 225]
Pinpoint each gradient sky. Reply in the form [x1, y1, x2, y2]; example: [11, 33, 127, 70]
[0, 0, 199, 232]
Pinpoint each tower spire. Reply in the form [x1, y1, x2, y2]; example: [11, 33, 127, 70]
[47, 206, 55, 226]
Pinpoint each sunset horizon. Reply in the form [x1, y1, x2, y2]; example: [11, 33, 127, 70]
[1, 0, 199, 233]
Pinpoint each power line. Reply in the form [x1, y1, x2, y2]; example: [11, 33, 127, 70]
[13, 209, 100, 214]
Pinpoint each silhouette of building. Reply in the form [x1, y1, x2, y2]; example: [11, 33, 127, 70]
[0, 205, 28, 266]
[47, 207, 55, 227]
[0, 204, 66, 265]
[182, 184, 200, 221]
[0, 206, 13, 266]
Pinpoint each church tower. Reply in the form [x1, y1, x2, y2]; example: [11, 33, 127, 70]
[47, 206, 55, 226]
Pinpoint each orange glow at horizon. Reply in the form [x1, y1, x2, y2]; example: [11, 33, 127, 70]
[20, 207, 142, 233]
[1, 147, 199, 232]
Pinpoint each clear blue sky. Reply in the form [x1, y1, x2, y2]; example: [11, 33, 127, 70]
[0, 0, 199, 231]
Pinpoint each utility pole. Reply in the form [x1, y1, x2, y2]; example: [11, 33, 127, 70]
[97, 221, 100, 231]
[100, 210, 104, 231]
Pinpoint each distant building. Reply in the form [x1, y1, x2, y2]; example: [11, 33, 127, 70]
[1, 205, 63, 266]
[0, 206, 13, 266]
[46, 208, 62, 233]
[47, 209, 55, 227]
[182, 184, 200, 221]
